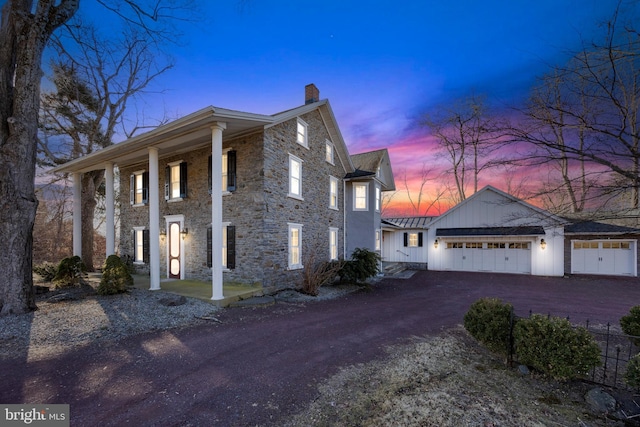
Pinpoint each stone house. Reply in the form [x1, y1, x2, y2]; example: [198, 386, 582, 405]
[51, 84, 395, 299]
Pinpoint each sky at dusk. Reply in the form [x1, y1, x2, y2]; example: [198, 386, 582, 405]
[75, 0, 636, 215]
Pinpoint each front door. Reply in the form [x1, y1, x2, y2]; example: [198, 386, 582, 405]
[168, 221, 181, 279]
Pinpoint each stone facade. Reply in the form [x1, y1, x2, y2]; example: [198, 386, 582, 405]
[119, 108, 346, 289]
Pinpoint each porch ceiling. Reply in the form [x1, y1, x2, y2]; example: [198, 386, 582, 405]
[50, 106, 273, 174]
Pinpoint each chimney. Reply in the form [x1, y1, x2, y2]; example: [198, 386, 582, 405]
[305, 83, 319, 104]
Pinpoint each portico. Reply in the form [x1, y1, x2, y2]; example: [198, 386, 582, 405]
[52, 106, 273, 299]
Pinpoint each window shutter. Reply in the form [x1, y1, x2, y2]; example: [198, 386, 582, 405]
[403, 232, 408, 247]
[129, 175, 135, 205]
[227, 225, 236, 269]
[418, 232, 423, 247]
[164, 166, 170, 200]
[208, 155, 212, 195]
[207, 227, 212, 268]
[227, 150, 236, 192]
[179, 162, 188, 198]
[142, 171, 149, 204]
[143, 229, 150, 264]
[131, 230, 135, 257]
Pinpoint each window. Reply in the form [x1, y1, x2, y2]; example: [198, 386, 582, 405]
[208, 150, 237, 194]
[487, 242, 506, 249]
[467, 242, 483, 249]
[129, 171, 149, 205]
[289, 154, 303, 199]
[329, 176, 339, 209]
[404, 232, 423, 247]
[207, 224, 236, 269]
[132, 227, 149, 263]
[353, 183, 368, 211]
[447, 242, 463, 249]
[325, 141, 334, 164]
[296, 118, 308, 147]
[375, 229, 381, 251]
[375, 186, 381, 212]
[165, 161, 187, 200]
[329, 227, 338, 261]
[288, 223, 303, 269]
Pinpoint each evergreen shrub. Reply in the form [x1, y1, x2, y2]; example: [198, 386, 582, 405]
[53, 256, 86, 288]
[463, 298, 514, 356]
[339, 248, 381, 284]
[620, 306, 640, 346]
[514, 314, 601, 381]
[97, 255, 133, 295]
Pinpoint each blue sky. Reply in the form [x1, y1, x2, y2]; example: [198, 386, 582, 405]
[74, 0, 634, 212]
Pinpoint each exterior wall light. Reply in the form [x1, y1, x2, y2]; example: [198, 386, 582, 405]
[434, 239, 439, 249]
[160, 228, 166, 238]
[181, 228, 189, 240]
[540, 238, 547, 250]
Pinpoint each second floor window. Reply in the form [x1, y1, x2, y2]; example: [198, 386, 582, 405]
[208, 150, 237, 194]
[130, 171, 148, 205]
[375, 187, 381, 212]
[329, 176, 339, 209]
[165, 161, 187, 200]
[354, 183, 368, 211]
[289, 154, 303, 199]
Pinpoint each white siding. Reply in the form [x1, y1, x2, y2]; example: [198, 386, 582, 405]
[382, 230, 428, 263]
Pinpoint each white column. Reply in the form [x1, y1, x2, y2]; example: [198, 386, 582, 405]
[72, 172, 82, 257]
[211, 122, 227, 300]
[105, 163, 115, 256]
[148, 147, 161, 290]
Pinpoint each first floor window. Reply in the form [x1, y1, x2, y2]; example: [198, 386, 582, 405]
[133, 227, 149, 263]
[329, 228, 338, 261]
[288, 223, 303, 269]
[207, 224, 236, 269]
[404, 232, 423, 248]
[375, 186, 381, 212]
[375, 229, 381, 251]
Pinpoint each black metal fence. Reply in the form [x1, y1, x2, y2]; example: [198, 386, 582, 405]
[509, 310, 639, 390]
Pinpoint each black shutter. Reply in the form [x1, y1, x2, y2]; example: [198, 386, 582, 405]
[403, 232, 408, 247]
[418, 232, 423, 247]
[142, 229, 150, 264]
[179, 162, 188, 198]
[164, 166, 170, 200]
[227, 225, 236, 269]
[227, 150, 236, 192]
[142, 171, 149, 204]
[131, 230, 135, 258]
[129, 175, 135, 205]
[207, 227, 212, 268]
[208, 155, 212, 195]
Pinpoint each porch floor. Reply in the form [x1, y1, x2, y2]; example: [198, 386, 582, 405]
[131, 275, 265, 307]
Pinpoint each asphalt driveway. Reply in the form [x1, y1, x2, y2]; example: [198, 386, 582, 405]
[2, 271, 638, 426]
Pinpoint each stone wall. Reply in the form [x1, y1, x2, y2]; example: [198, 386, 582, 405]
[262, 109, 346, 288]
[119, 107, 347, 289]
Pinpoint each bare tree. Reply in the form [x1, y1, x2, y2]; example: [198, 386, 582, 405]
[511, 3, 640, 216]
[39, 17, 174, 269]
[424, 95, 501, 202]
[0, 1, 78, 316]
[400, 164, 447, 216]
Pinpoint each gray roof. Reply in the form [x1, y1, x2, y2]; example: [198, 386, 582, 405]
[436, 226, 546, 237]
[383, 217, 434, 229]
[565, 221, 640, 234]
[351, 149, 386, 173]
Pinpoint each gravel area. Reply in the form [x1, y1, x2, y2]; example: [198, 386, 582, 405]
[0, 279, 359, 362]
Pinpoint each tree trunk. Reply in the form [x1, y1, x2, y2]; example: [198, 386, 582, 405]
[81, 170, 104, 271]
[0, 1, 78, 316]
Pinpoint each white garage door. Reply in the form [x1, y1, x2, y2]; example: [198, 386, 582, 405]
[442, 240, 532, 274]
[571, 240, 636, 276]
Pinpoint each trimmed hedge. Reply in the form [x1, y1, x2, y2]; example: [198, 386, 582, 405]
[463, 298, 514, 356]
[514, 314, 601, 381]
